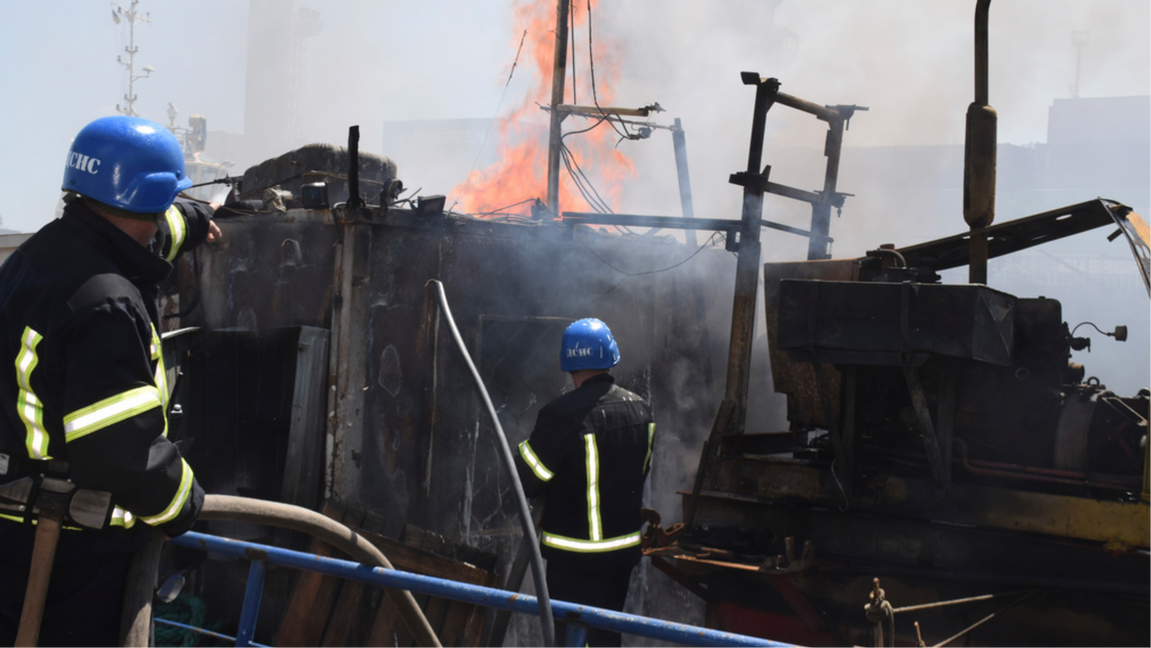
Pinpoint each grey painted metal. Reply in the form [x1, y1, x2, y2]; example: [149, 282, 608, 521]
[326, 208, 374, 504]
[672, 118, 699, 248]
[279, 326, 329, 511]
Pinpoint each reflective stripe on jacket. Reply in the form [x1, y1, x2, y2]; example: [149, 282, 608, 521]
[0, 199, 210, 536]
[516, 373, 655, 563]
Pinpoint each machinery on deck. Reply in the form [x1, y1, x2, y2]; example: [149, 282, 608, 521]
[647, 2, 1150, 645]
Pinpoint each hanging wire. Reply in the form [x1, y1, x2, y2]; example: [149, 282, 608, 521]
[586, 0, 634, 143]
[466, 28, 529, 179]
[581, 232, 724, 294]
[560, 144, 614, 215]
[471, 197, 542, 219]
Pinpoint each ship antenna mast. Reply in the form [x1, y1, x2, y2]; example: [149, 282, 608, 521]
[112, 0, 153, 116]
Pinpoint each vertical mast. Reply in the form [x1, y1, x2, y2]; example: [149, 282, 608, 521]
[113, 0, 152, 117]
[546, 0, 570, 217]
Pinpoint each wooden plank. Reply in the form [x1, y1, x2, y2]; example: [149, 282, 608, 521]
[363, 530, 496, 585]
[393, 593, 425, 647]
[365, 592, 404, 648]
[362, 527, 498, 647]
[320, 574, 367, 646]
[274, 500, 347, 646]
[436, 600, 473, 647]
[458, 604, 488, 648]
[421, 596, 450, 641]
[319, 506, 368, 646]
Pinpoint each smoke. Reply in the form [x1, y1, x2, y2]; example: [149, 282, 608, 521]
[1, 3, 1146, 642]
[4, 1, 1146, 230]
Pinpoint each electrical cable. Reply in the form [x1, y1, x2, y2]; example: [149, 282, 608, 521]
[587, 233, 723, 294]
[586, 0, 634, 143]
[472, 197, 541, 219]
[426, 280, 556, 647]
[560, 145, 613, 215]
[1070, 321, 1119, 338]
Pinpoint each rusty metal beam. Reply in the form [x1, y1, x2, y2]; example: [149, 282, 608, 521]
[964, 0, 997, 283]
[326, 206, 374, 503]
[895, 199, 1125, 271]
[546, 0, 570, 217]
[903, 366, 949, 487]
[555, 104, 655, 118]
[813, 363, 851, 498]
[561, 212, 813, 239]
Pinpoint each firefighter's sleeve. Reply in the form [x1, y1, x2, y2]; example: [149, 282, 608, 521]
[155, 199, 215, 263]
[61, 298, 202, 536]
[515, 406, 566, 499]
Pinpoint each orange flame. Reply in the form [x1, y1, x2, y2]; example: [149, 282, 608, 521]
[451, 0, 636, 219]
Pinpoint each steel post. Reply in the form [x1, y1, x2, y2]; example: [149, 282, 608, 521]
[236, 560, 267, 647]
[964, 0, 996, 284]
[546, 0, 571, 217]
[672, 118, 698, 247]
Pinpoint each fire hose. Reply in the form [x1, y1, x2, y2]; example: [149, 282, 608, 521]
[124, 494, 442, 647]
[427, 279, 556, 647]
[16, 492, 440, 647]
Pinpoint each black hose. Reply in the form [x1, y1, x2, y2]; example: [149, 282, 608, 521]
[427, 279, 556, 647]
[198, 494, 441, 647]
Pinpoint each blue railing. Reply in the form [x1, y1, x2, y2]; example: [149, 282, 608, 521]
[167, 531, 794, 647]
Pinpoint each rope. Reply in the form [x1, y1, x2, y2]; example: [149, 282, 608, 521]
[154, 592, 226, 647]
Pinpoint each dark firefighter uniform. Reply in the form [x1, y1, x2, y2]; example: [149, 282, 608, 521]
[0, 198, 212, 646]
[515, 373, 655, 647]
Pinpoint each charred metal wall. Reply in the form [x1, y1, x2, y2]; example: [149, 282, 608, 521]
[166, 201, 735, 559]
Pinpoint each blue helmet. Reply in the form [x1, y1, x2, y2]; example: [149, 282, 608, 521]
[560, 318, 621, 372]
[62, 116, 191, 215]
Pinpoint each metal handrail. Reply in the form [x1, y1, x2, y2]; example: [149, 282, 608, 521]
[167, 531, 794, 648]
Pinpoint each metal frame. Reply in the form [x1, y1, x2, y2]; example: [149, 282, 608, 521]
[167, 531, 792, 647]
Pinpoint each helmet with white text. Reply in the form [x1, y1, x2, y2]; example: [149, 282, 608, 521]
[560, 318, 621, 372]
[62, 115, 191, 217]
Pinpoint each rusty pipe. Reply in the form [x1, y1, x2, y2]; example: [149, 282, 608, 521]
[974, 0, 991, 105]
[964, 0, 996, 284]
[955, 439, 1141, 491]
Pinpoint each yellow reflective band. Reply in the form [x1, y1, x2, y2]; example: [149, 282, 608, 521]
[585, 433, 602, 541]
[163, 205, 186, 262]
[109, 506, 136, 529]
[3, 509, 133, 530]
[519, 440, 554, 482]
[541, 530, 642, 553]
[643, 422, 655, 473]
[150, 325, 170, 437]
[15, 327, 51, 460]
[139, 459, 193, 526]
[63, 385, 162, 443]
[149, 325, 161, 361]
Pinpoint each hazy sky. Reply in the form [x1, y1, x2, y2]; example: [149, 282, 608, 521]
[0, 0, 1147, 234]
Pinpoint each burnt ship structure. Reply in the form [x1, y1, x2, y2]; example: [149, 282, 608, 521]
[149, 2, 1148, 645]
[157, 136, 738, 644]
[652, 3, 1150, 646]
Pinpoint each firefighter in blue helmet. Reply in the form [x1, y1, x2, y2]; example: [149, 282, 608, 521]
[515, 318, 656, 646]
[0, 115, 221, 646]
